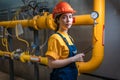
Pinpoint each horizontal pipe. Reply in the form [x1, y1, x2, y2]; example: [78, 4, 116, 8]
[73, 14, 94, 25]
[0, 50, 48, 65]
[0, 13, 94, 30]
[0, 20, 33, 28]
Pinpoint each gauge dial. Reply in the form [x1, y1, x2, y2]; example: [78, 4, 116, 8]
[91, 11, 99, 20]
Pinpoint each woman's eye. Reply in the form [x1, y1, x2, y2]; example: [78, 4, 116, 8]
[69, 15, 73, 18]
[61, 14, 73, 19]
[62, 16, 66, 19]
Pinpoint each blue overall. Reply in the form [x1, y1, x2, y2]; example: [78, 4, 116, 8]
[50, 33, 78, 80]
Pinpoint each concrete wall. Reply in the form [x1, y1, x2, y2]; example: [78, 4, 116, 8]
[0, 0, 120, 80]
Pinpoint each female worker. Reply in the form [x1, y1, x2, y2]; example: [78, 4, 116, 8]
[45, 1, 85, 80]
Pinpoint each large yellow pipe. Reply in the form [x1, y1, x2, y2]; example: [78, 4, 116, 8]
[0, 13, 93, 30]
[77, 0, 105, 73]
[73, 14, 94, 25]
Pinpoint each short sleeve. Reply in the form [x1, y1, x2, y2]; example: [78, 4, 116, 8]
[45, 37, 60, 60]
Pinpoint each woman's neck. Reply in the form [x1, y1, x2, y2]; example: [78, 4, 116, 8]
[58, 27, 68, 33]
[59, 29, 68, 34]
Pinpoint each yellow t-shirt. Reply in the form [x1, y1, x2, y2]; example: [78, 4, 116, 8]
[45, 31, 73, 59]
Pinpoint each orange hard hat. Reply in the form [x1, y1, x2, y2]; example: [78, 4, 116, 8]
[52, 1, 76, 18]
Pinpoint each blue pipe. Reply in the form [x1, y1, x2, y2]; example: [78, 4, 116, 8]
[33, 30, 40, 80]
[7, 28, 14, 80]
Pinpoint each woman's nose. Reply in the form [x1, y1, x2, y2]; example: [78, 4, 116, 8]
[66, 17, 70, 22]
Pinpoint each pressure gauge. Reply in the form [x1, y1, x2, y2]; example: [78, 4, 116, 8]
[90, 11, 99, 20]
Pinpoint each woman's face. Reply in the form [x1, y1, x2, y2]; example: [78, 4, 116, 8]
[59, 13, 73, 30]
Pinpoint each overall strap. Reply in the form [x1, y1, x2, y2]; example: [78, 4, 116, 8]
[56, 32, 77, 57]
[56, 33, 70, 47]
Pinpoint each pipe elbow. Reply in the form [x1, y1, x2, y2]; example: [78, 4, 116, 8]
[77, 46, 104, 73]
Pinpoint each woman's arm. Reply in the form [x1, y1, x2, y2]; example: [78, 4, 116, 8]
[47, 53, 85, 68]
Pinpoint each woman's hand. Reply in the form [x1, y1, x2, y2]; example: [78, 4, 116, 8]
[72, 53, 85, 62]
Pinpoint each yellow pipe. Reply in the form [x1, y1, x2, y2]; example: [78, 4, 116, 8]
[0, 50, 48, 65]
[18, 53, 48, 65]
[77, 0, 105, 73]
[0, 50, 12, 56]
[0, 13, 93, 30]
[20, 52, 31, 62]
[19, 52, 48, 65]
[73, 14, 94, 25]
[39, 56, 48, 65]
[0, 20, 33, 28]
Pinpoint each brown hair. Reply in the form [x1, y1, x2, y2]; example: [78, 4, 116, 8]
[54, 14, 63, 32]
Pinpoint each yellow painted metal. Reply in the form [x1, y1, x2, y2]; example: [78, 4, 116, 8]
[0, 13, 93, 30]
[0, 50, 48, 64]
[77, 0, 105, 73]
[39, 56, 48, 66]
[0, 50, 12, 56]
[73, 14, 94, 25]
[20, 52, 31, 62]
[19, 53, 48, 64]
[0, 20, 33, 28]
[34, 13, 56, 30]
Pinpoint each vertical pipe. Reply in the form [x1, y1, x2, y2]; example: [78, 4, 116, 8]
[7, 29, 14, 80]
[93, 0, 105, 65]
[33, 30, 40, 80]
[77, 0, 105, 73]
[7, 8, 15, 80]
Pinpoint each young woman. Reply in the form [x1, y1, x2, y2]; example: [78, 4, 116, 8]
[45, 1, 85, 80]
